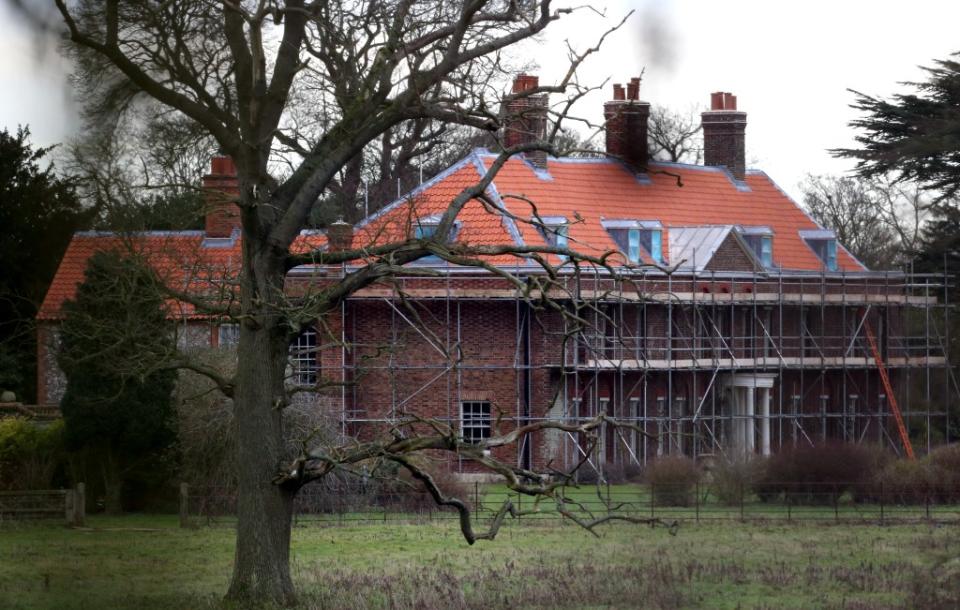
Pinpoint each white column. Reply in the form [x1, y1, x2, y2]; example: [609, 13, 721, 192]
[761, 388, 772, 456]
[731, 388, 742, 453]
[745, 387, 756, 454]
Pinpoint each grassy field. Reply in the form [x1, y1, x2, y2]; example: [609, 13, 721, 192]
[1, 514, 959, 610]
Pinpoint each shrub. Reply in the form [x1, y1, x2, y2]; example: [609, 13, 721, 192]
[854, 445, 960, 506]
[754, 443, 886, 505]
[645, 456, 700, 506]
[925, 443, 960, 503]
[869, 459, 934, 505]
[708, 455, 761, 506]
[0, 417, 66, 490]
[577, 461, 644, 485]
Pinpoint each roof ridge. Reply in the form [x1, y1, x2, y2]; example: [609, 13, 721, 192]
[75, 230, 206, 237]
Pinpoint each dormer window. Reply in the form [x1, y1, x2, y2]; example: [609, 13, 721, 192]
[412, 215, 459, 264]
[602, 220, 663, 264]
[800, 229, 838, 271]
[537, 216, 569, 251]
[739, 226, 774, 267]
[414, 216, 440, 240]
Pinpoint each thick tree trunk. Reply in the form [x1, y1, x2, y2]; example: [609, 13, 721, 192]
[225, 250, 299, 605]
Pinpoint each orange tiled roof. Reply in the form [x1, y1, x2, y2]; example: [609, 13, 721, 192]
[354, 150, 864, 272]
[40, 149, 863, 319]
[38, 232, 245, 320]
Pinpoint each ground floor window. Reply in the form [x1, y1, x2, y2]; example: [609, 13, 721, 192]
[461, 401, 492, 443]
[290, 328, 319, 385]
[218, 323, 240, 348]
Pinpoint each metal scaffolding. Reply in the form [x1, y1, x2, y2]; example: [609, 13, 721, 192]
[326, 265, 956, 472]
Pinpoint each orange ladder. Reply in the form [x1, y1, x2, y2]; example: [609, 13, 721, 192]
[860, 309, 915, 460]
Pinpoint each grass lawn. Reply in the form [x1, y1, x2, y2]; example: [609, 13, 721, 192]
[2, 513, 959, 610]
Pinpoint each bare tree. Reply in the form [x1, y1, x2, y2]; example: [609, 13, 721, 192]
[867, 176, 930, 257]
[647, 104, 702, 164]
[26, 0, 659, 604]
[799, 173, 930, 269]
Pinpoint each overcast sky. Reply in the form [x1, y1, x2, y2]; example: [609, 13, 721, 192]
[2, 0, 958, 202]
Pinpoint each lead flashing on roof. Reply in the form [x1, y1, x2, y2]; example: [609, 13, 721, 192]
[798, 229, 837, 240]
[202, 228, 241, 248]
[650, 160, 752, 192]
[738, 225, 774, 236]
[522, 157, 554, 182]
[601, 219, 663, 229]
[415, 213, 443, 224]
[75, 230, 206, 237]
[468, 152, 525, 247]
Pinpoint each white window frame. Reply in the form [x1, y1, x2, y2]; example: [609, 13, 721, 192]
[536, 216, 569, 259]
[461, 400, 492, 443]
[290, 328, 319, 386]
[218, 323, 240, 348]
[739, 226, 774, 267]
[412, 215, 460, 264]
[799, 229, 839, 271]
[602, 220, 663, 264]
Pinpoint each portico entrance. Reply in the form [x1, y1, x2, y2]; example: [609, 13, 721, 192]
[723, 373, 777, 456]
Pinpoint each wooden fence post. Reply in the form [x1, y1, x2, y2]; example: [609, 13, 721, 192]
[739, 481, 745, 522]
[75, 483, 86, 527]
[179, 482, 189, 528]
[65, 489, 75, 525]
[879, 481, 885, 525]
[695, 481, 700, 524]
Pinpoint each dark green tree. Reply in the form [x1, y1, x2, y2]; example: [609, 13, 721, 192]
[833, 52, 960, 202]
[0, 126, 92, 402]
[58, 251, 177, 514]
[913, 201, 960, 440]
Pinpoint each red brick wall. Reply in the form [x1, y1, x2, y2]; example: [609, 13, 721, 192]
[704, 234, 758, 272]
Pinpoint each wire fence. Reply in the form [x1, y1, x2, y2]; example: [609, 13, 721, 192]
[180, 481, 960, 528]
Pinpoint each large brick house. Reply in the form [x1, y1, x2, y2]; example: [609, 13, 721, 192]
[37, 76, 953, 473]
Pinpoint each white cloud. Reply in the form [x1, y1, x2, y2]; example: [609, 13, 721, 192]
[1, 0, 957, 203]
[533, 0, 960, 200]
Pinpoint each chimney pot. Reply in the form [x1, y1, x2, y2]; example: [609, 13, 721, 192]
[512, 73, 539, 93]
[710, 92, 723, 110]
[613, 84, 625, 101]
[702, 92, 747, 180]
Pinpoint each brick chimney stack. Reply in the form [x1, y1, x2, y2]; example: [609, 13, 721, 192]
[203, 156, 241, 238]
[501, 74, 549, 169]
[604, 76, 650, 170]
[326, 218, 354, 252]
[702, 92, 747, 181]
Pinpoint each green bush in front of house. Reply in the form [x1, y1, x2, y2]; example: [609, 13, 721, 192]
[0, 416, 67, 490]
